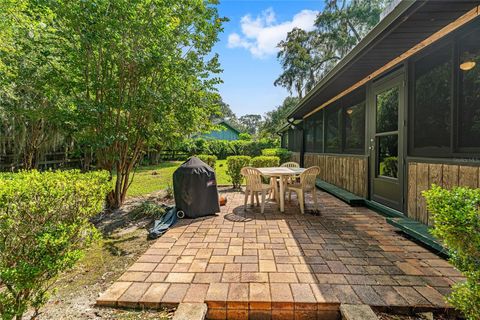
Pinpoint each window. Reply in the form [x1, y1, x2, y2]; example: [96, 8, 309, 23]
[304, 117, 315, 152]
[287, 128, 295, 151]
[410, 23, 480, 157]
[287, 127, 302, 152]
[458, 27, 480, 150]
[304, 111, 324, 153]
[313, 111, 324, 152]
[345, 101, 366, 152]
[412, 45, 453, 155]
[281, 133, 288, 148]
[325, 105, 342, 153]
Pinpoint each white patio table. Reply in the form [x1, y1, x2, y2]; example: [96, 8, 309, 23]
[257, 167, 305, 213]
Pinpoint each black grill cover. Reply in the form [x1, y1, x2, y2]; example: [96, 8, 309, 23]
[173, 157, 220, 218]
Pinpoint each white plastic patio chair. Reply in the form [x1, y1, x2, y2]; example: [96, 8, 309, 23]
[286, 166, 321, 214]
[280, 161, 301, 185]
[280, 162, 300, 168]
[241, 167, 272, 214]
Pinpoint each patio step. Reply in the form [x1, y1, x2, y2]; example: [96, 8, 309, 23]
[315, 179, 365, 205]
[386, 217, 447, 255]
[340, 304, 378, 320]
[173, 303, 207, 320]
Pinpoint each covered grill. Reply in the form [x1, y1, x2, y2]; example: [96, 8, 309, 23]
[173, 157, 220, 218]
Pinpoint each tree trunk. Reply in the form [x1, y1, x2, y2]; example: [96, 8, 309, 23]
[104, 140, 143, 209]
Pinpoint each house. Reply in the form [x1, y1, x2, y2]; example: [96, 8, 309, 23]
[280, 1, 480, 228]
[201, 120, 241, 141]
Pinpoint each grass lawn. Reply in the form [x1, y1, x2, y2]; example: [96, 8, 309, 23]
[127, 159, 230, 197]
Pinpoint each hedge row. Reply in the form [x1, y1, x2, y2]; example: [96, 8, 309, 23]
[226, 155, 280, 188]
[196, 154, 217, 168]
[182, 138, 278, 160]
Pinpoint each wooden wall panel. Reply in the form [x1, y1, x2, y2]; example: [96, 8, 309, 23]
[304, 153, 368, 198]
[407, 161, 480, 226]
[291, 152, 301, 164]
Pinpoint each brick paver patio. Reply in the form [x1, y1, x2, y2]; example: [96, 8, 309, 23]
[97, 189, 463, 319]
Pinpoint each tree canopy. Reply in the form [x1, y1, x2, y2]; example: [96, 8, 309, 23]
[0, 0, 226, 208]
[274, 0, 391, 98]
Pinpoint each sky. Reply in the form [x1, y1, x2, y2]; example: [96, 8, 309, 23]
[214, 0, 325, 117]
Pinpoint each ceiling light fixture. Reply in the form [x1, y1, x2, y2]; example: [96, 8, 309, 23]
[460, 61, 476, 71]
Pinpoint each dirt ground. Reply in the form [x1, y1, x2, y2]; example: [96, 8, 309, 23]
[32, 191, 174, 320]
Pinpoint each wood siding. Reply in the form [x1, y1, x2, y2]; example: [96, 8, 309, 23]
[291, 152, 301, 164]
[407, 161, 480, 225]
[304, 153, 368, 198]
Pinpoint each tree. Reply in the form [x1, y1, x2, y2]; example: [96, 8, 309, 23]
[238, 114, 263, 136]
[47, 0, 226, 208]
[275, 0, 391, 97]
[274, 28, 313, 98]
[0, 1, 66, 170]
[260, 96, 299, 139]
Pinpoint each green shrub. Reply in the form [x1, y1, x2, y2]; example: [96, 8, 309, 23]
[226, 156, 251, 189]
[423, 185, 480, 319]
[251, 156, 280, 168]
[205, 140, 230, 159]
[261, 148, 292, 164]
[196, 154, 217, 168]
[182, 138, 278, 159]
[239, 133, 252, 140]
[381, 156, 398, 177]
[0, 170, 110, 319]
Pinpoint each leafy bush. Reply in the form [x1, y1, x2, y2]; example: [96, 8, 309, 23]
[261, 148, 292, 164]
[0, 170, 110, 319]
[196, 154, 217, 168]
[423, 185, 480, 319]
[226, 156, 251, 189]
[205, 140, 230, 159]
[251, 156, 280, 168]
[381, 156, 398, 177]
[239, 133, 252, 140]
[181, 138, 278, 159]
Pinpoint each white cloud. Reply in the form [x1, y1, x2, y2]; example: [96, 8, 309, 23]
[227, 8, 318, 58]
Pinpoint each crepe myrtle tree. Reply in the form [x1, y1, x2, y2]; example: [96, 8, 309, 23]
[48, 0, 226, 208]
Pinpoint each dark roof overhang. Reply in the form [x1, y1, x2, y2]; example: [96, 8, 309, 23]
[287, 0, 480, 119]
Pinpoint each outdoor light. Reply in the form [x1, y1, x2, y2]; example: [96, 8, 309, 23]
[346, 108, 354, 115]
[460, 61, 476, 71]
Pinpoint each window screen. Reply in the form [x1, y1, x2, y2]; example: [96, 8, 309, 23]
[304, 118, 315, 152]
[325, 105, 342, 153]
[345, 101, 365, 152]
[313, 111, 324, 153]
[458, 28, 480, 150]
[413, 45, 453, 154]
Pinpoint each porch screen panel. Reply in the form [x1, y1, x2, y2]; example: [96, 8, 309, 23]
[287, 129, 295, 151]
[313, 111, 324, 153]
[325, 105, 342, 153]
[458, 27, 480, 150]
[281, 133, 288, 149]
[412, 45, 452, 155]
[345, 101, 365, 153]
[293, 128, 302, 152]
[304, 117, 315, 152]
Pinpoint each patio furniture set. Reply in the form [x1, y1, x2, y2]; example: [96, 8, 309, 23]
[241, 163, 320, 214]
